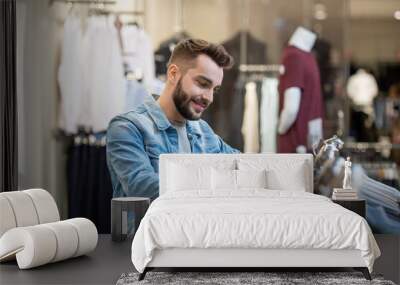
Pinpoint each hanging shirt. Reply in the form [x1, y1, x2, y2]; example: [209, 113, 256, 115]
[173, 123, 192, 153]
[278, 46, 323, 153]
[260, 78, 279, 153]
[241, 81, 260, 153]
[120, 25, 155, 92]
[58, 15, 85, 134]
[84, 15, 126, 132]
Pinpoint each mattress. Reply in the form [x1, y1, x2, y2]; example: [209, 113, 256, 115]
[131, 190, 380, 273]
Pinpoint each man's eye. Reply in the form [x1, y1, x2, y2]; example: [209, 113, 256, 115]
[197, 81, 209, 88]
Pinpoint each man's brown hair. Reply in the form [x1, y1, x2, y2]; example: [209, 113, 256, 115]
[167, 39, 234, 71]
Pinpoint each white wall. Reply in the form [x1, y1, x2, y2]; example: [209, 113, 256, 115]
[17, 0, 69, 218]
[349, 19, 400, 64]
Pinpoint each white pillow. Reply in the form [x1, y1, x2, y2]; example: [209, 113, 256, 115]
[166, 158, 236, 193]
[266, 167, 306, 192]
[237, 158, 308, 192]
[211, 169, 268, 190]
[211, 168, 236, 190]
[236, 169, 267, 189]
[167, 163, 211, 191]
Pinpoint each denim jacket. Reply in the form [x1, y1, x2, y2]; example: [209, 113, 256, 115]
[106, 95, 239, 199]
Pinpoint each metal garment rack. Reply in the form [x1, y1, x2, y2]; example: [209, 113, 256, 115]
[49, 0, 146, 15]
[344, 142, 400, 151]
[49, 0, 145, 18]
[49, 0, 117, 4]
[116, 0, 146, 21]
[114, 11, 144, 16]
[239, 64, 285, 75]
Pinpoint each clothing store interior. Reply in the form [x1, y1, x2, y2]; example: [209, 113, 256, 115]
[1, 0, 400, 284]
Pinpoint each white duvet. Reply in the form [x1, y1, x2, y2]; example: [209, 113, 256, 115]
[131, 190, 380, 273]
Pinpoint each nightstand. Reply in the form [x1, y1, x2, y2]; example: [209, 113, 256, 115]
[111, 197, 150, 242]
[332, 199, 366, 218]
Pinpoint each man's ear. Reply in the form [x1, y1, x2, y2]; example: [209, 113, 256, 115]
[167, 64, 181, 85]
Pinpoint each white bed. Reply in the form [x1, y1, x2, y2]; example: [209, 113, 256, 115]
[131, 154, 380, 280]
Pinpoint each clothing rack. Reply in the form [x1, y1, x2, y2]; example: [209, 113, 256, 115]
[50, 0, 145, 16]
[115, 11, 145, 16]
[74, 133, 106, 147]
[49, 0, 116, 5]
[344, 142, 400, 151]
[344, 145, 400, 188]
[360, 161, 399, 188]
[239, 64, 285, 75]
[67, 130, 112, 233]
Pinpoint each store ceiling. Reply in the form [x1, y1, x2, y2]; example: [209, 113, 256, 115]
[350, 0, 400, 19]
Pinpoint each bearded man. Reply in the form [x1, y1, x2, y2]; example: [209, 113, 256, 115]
[106, 39, 239, 199]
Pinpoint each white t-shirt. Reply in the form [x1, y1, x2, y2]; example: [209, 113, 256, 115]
[173, 124, 191, 153]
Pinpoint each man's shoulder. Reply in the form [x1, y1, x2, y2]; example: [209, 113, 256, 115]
[108, 104, 153, 134]
[110, 105, 149, 125]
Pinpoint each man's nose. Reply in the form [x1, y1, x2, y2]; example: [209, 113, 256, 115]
[202, 90, 213, 103]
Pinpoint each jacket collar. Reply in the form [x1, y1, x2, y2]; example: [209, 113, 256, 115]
[186, 120, 202, 138]
[143, 95, 202, 137]
[143, 95, 171, 131]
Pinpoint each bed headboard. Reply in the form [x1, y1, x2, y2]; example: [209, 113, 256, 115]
[159, 153, 314, 195]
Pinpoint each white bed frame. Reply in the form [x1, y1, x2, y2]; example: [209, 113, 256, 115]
[148, 248, 365, 268]
[139, 154, 371, 280]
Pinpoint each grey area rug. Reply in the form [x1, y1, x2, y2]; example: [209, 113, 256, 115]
[116, 272, 396, 285]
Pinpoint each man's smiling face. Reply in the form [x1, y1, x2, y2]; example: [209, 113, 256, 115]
[172, 54, 223, 120]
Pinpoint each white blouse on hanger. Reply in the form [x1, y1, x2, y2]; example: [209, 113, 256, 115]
[58, 15, 85, 134]
[83, 15, 126, 132]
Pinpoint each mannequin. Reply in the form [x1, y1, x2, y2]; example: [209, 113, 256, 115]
[346, 68, 378, 117]
[277, 26, 323, 153]
[347, 69, 379, 142]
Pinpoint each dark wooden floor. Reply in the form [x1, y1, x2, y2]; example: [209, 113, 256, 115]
[0, 235, 398, 284]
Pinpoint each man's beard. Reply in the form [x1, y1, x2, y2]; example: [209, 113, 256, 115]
[172, 79, 208, 121]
